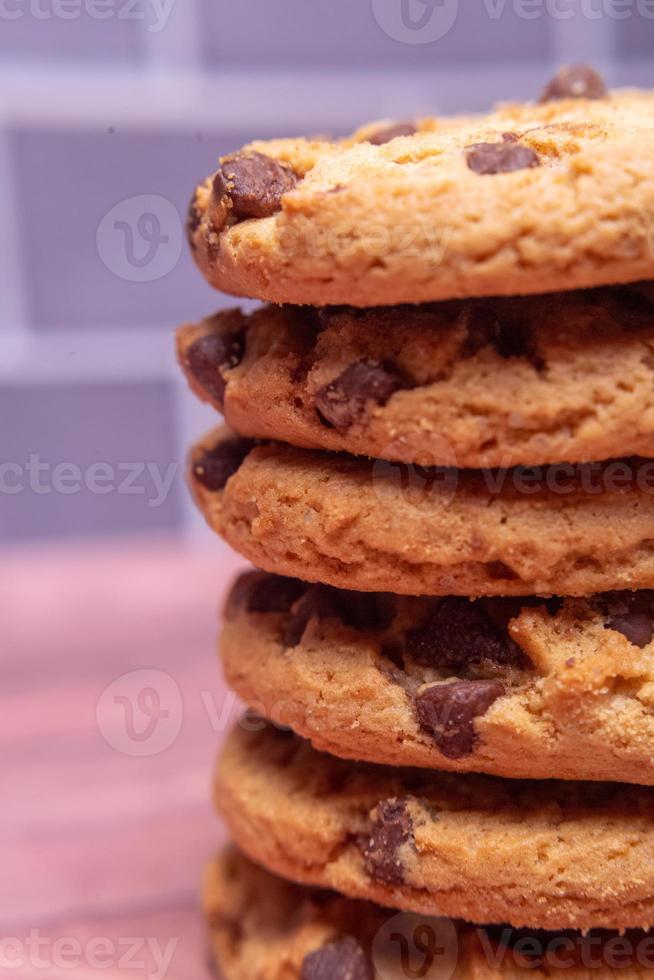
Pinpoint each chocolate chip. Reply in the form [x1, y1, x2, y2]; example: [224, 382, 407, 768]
[380, 638, 406, 673]
[615, 284, 654, 324]
[283, 585, 341, 647]
[301, 937, 372, 980]
[539, 64, 607, 103]
[226, 571, 261, 616]
[340, 592, 395, 632]
[205, 224, 220, 263]
[486, 560, 520, 581]
[249, 576, 307, 614]
[362, 799, 413, 885]
[600, 591, 654, 648]
[315, 360, 403, 431]
[186, 191, 202, 249]
[192, 438, 253, 492]
[366, 121, 417, 145]
[185, 327, 244, 409]
[283, 585, 392, 646]
[415, 679, 505, 758]
[213, 151, 298, 220]
[228, 572, 307, 616]
[499, 324, 542, 366]
[462, 306, 504, 358]
[465, 135, 540, 175]
[481, 596, 542, 633]
[405, 597, 526, 673]
[319, 306, 367, 326]
[292, 305, 326, 344]
[461, 306, 542, 371]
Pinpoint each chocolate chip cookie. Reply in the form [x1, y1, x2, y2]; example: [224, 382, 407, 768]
[189, 429, 654, 597]
[216, 722, 654, 931]
[206, 848, 654, 979]
[177, 283, 654, 469]
[188, 73, 654, 307]
[220, 570, 654, 783]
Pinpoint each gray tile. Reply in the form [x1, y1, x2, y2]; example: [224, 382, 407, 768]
[201, 0, 553, 67]
[10, 126, 256, 331]
[615, 4, 654, 56]
[0, 380, 184, 541]
[0, 1, 144, 64]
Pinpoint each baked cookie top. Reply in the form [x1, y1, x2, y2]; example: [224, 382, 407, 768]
[189, 428, 654, 597]
[177, 282, 654, 469]
[216, 721, 654, 931]
[206, 849, 654, 979]
[188, 68, 654, 306]
[221, 570, 654, 784]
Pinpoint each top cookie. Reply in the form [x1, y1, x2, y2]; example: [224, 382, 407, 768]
[188, 68, 654, 307]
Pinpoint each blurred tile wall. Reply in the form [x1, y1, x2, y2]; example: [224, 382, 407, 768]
[1, 0, 653, 542]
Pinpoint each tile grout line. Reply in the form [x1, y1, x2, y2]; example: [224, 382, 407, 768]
[0, 127, 29, 338]
[550, 8, 617, 77]
[142, 0, 203, 72]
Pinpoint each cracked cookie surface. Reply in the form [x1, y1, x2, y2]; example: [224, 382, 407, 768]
[216, 722, 654, 931]
[220, 570, 654, 784]
[189, 428, 654, 597]
[206, 849, 654, 979]
[188, 82, 654, 307]
[177, 283, 654, 469]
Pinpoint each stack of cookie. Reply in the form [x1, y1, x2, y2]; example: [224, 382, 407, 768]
[180, 65, 654, 978]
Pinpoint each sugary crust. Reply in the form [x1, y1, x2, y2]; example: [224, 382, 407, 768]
[189, 428, 654, 597]
[206, 850, 654, 979]
[189, 91, 654, 307]
[220, 575, 654, 784]
[216, 724, 654, 931]
[176, 285, 654, 469]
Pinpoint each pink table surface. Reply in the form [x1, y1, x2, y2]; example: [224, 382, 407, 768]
[2, 535, 246, 978]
